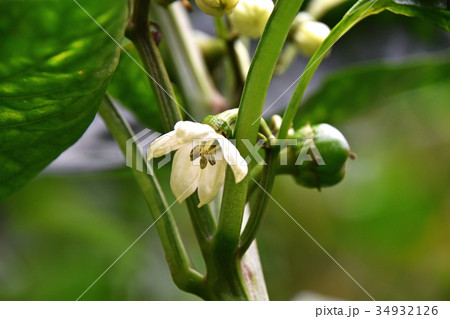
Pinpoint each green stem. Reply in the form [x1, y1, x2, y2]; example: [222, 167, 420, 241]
[126, 0, 182, 131]
[185, 197, 216, 259]
[214, 16, 245, 100]
[259, 118, 275, 140]
[151, 2, 226, 118]
[214, 16, 228, 39]
[246, 164, 263, 202]
[278, 0, 383, 139]
[196, 34, 227, 65]
[99, 96, 207, 298]
[127, 0, 217, 259]
[215, 0, 305, 265]
[209, 0, 305, 300]
[238, 150, 277, 256]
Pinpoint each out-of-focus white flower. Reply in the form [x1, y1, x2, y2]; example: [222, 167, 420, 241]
[307, 0, 347, 19]
[228, 0, 274, 38]
[292, 12, 315, 28]
[148, 121, 248, 207]
[195, 0, 239, 17]
[233, 38, 251, 78]
[292, 12, 330, 57]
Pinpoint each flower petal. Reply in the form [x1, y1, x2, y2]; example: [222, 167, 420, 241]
[148, 131, 181, 160]
[217, 137, 248, 183]
[175, 121, 215, 143]
[170, 146, 201, 203]
[197, 159, 227, 207]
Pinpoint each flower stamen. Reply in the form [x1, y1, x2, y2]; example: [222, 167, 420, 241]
[190, 145, 202, 161]
[190, 143, 218, 169]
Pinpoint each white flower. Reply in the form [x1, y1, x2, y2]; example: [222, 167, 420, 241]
[148, 121, 248, 207]
[293, 13, 331, 57]
[228, 0, 274, 38]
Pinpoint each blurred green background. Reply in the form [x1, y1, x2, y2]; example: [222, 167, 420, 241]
[1, 3, 450, 300]
[1, 81, 449, 300]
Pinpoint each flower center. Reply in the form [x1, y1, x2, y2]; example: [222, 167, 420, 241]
[190, 143, 218, 169]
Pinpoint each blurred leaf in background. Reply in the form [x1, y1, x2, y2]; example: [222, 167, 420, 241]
[1, 81, 449, 300]
[0, 168, 202, 300]
[259, 81, 450, 300]
[0, 0, 449, 302]
[294, 52, 450, 127]
[384, 0, 450, 32]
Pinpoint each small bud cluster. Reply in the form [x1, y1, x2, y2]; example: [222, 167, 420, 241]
[195, 0, 239, 17]
[228, 0, 274, 38]
[194, 0, 332, 55]
[195, 0, 274, 39]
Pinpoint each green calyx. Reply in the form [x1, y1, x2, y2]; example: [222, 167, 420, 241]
[285, 123, 352, 189]
[202, 109, 274, 141]
[202, 115, 233, 138]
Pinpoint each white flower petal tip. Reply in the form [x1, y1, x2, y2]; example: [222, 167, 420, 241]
[233, 162, 248, 184]
[216, 137, 248, 184]
[147, 131, 180, 160]
[175, 121, 215, 142]
[197, 159, 226, 207]
[197, 201, 209, 208]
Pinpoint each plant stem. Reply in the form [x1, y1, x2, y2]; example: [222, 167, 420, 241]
[127, 0, 217, 261]
[211, 0, 305, 300]
[278, 0, 382, 139]
[185, 197, 216, 258]
[126, 0, 182, 131]
[240, 204, 269, 300]
[151, 2, 227, 118]
[215, 0, 305, 268]
[125, 0, 279, 300]
[99, 96, 208, 298]
[214, 16, 245, 102]
[238, 150, 277, 256]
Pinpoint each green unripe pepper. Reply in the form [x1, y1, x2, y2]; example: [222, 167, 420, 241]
[285, 123, 353, 189]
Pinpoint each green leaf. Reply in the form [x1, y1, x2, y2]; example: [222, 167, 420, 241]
[383, 0, 450, 32]
[345, 0, 450, 31]
[0, 0, 128, 201]
[391, 0, 447, 9]
[293, 53, 450, 127]
[107, 44, 164, 132]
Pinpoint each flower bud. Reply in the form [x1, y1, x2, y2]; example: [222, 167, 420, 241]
[292, 13, 330, 57]
[202, 115, 233, 138]
[228, 0, 274, 38]
[287, 123, 352, 189]
[195, 0, 239, 17]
